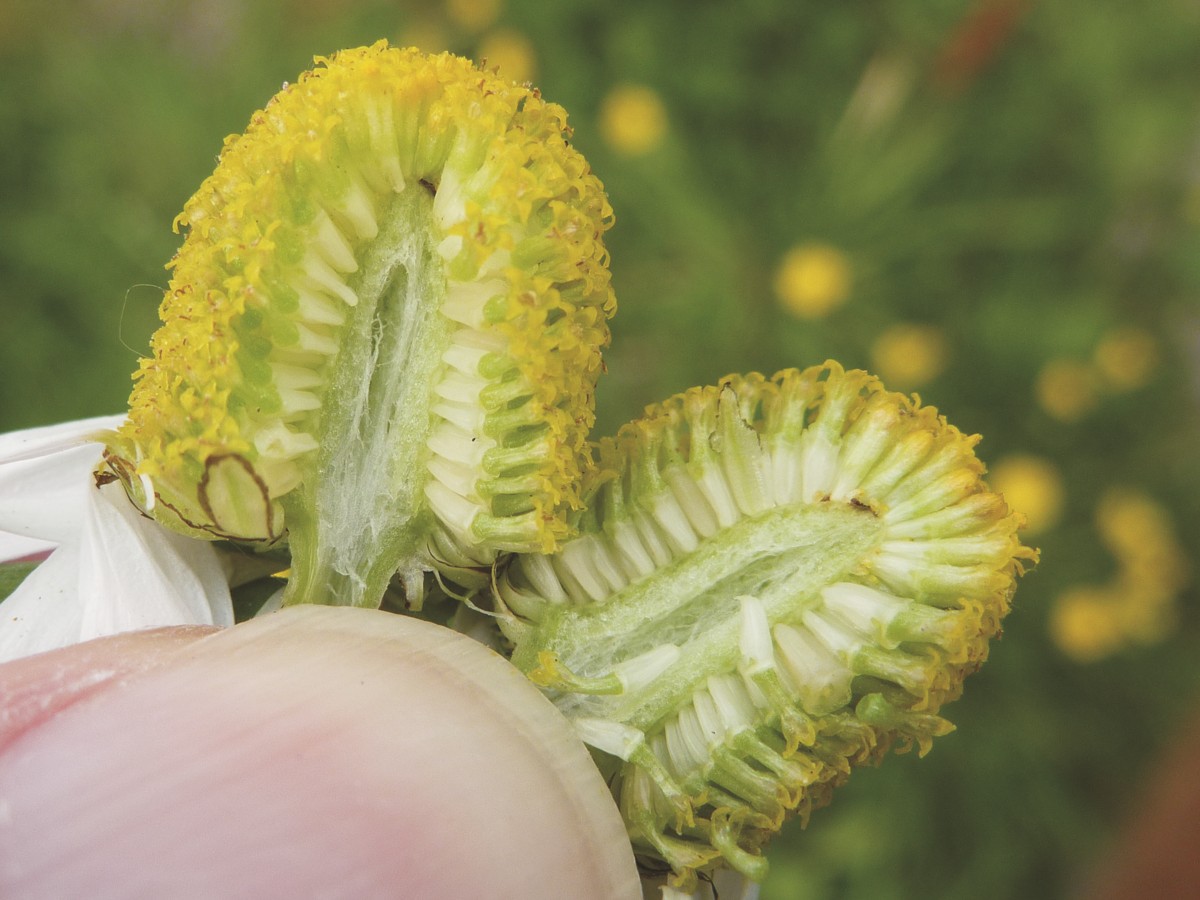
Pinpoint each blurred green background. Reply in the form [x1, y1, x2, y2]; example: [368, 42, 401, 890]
[2, 1, 1199, 897]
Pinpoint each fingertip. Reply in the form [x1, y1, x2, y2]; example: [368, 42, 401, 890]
[0, 607, 641, 899]
[0, 625, 217, 753]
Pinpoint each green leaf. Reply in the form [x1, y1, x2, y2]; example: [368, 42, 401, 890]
[0, 561, 39, 604]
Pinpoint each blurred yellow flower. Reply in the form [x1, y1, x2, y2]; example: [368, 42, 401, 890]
[446, 0, 501, 31]
[478, 28, 536, 84]
[1098, 488, 1167, 559]
[1035, 358, 1098, 422]
[1113, 578, 1176, 646]
[599, 85, 668, 157]
[1185, 182, 1200, 224]
[1093, 325, 1159, 392]
[988, 454, 1064, 535]
[1097, 488, 1188, 597]
[1050, 587, 1125, 664]
[399, 20, 449, 54]
[870, 323, 948, 388]
[773, 243, 852, 320]
[1051, 487, 1187, 662]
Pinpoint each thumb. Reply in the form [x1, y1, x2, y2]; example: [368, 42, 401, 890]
[0, 605, 641, 899]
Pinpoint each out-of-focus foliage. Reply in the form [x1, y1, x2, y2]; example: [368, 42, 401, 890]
[1, 1, 1198, 897]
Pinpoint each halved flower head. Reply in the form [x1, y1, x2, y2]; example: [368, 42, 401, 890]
[492, 362, 1035, 890]
[103, 43, 616, 609]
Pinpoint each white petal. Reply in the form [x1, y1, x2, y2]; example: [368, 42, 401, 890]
[0, 531, 56, 564]
[710, 869, 760, 900]
[0, 414, 124, 463]
[76, 484, 234, 640]
[0, 416, 235, 661]
[157, 528, 236, 628]
[658, 870, 760, 900]
[254, 587, 286, 618]
[0, 443, 104, 543]
[0, 414, 125, 542]
[0, 544, 85, 662]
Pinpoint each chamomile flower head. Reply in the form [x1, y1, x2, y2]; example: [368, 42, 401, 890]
[103, 43, 616, 609]
[491, 363, 1035, 889]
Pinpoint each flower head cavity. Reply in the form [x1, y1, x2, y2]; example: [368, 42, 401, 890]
[491, 363, 1035, 889]
[104, 43, 616, 609]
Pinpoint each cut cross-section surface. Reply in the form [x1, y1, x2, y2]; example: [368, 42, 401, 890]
[493, 362, 1035, 890]
[104, 43, 616, 609]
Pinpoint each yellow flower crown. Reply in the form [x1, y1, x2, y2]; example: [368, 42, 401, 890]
[104, 43, 615, 608]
